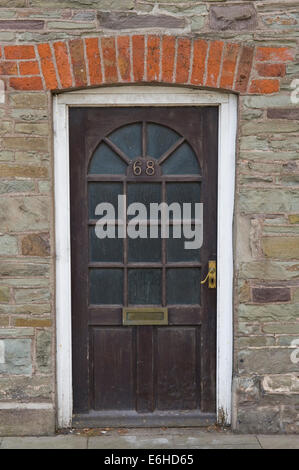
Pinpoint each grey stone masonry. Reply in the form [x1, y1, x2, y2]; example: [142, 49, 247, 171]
[0, 0, 298, 435]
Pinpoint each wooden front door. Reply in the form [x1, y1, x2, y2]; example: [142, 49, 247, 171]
[70, 107, 218, 426]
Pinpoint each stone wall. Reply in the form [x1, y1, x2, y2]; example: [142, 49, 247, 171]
[0, 0, 298, 435]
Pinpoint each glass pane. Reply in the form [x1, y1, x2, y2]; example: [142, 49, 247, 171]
[89, 142, 127, 174]
[167, 183, 201, 221]
[147, 123, 180, 159]
[127, 183, 161, 220]
[167, 225, 201, 262]
[108, 123, 142, 159]
[88, 182, 123, 219]
[167, 183, 201, 204]
[89, 269, 123, 305]
[128, 269, 162, 305]
[167, 268, 201, 305]
[162, 142, 200, 175]
[128, 228, 161, 262]
[89, 227, 123, 262]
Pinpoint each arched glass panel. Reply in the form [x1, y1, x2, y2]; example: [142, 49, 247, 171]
[108, 123, 142, 159]
[147, 123, 180, 159]
[87, 121, 202, 307]
[162, 142, 200, 175]
[89, 142, 127, 175]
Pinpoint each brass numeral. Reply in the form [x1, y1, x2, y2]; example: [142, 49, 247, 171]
[145, 160, 155, 176]
[133, 160, 142, 176]
[132, 159, 156, 177]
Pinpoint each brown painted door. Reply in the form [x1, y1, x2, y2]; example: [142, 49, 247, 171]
[70, 107, 218, 426]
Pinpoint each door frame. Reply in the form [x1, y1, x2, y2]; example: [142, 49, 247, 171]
[53, 86, 237, 428]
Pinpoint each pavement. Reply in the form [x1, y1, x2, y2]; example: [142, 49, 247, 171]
[0, 428, 298, 449]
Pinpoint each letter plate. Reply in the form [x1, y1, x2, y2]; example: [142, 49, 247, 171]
[122, 307, 168, 326]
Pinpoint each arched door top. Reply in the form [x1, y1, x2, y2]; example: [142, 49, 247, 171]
[2, 35, 294, 94]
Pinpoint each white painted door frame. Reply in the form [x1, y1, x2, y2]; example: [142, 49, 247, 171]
[53, 86, 237, 428]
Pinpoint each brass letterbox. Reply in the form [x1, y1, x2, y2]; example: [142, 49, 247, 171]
[122, 307, 168, 326]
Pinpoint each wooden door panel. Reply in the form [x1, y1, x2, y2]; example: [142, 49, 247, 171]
[92, 327, 135, 410]
[136, 326, 154, 413]
[156, 327, 199, 411]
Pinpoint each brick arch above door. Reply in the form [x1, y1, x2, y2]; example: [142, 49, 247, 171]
[1, 35, 295, 94]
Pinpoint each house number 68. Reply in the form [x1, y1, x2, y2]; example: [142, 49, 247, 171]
[133, 160, 156, 176]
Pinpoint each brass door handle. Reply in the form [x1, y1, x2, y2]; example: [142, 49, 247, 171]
[201, 261, 216, 289]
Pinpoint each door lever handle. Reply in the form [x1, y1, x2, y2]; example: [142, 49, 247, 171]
[201, 261, 216, 289]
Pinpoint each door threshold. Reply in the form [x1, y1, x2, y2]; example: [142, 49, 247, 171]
[72, 410, 216, 428]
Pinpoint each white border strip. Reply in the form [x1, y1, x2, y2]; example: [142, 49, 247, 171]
[217, 94, 237, 424]
[54, 86, 236, 428]
[57, 86, 229, 106]
[54, 98, 72, 428]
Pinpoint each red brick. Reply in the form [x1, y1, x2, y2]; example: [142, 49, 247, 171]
[0, 61, 18, 75]
[69, 39, 87, 87]
[53, 41, 73, 89]
[147, 35, 160, 82]
[4, 45, 35, 60]
[205, 40, 224, 88]
[256, 63, 286, 78]
[249, 79, 280, 94]
[256, 47, 294, 62]
[190, 39, 208, 86]
[132, 35, 145, 82]
[85, 37, 102, 86]
[161, 35, 175, 83]
[37, 43, 58, 90]
[117, 36, 131, 82]
[175, 38, 191, 84]
[220, 43, 240, 90]
[19, 60, 40, 76]
[9, 76, 43, 90]
[101, 37, 118, 84]
[235, 46, 254, 93]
